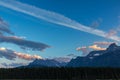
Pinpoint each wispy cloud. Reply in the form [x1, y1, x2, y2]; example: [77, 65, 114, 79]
[106, 16, 120, 38]
[90, 18, 102, 29]
[0, 0, 120, 42]
[94, 41, 116, 46]
[53, 57, 71, 63]
[67, 53, 77, 57]
[0, 17, 50, 51]
[0, 47, 42, 60]
[0, 35, 50, 51]
[1, 62, 27, 68]
[107, 30, 117, 38]
[0, 17, 14, 35]
[76, 46, 89, 55]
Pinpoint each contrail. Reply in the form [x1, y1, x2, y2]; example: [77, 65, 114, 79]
[0, 0, 120, 42]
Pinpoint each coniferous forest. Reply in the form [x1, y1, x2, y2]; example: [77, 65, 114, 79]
[0, 67, 120, 80]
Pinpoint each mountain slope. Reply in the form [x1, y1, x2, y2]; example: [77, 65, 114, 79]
[22, 43, 120, 68]
[67, 43, 120, 67]
[26, 59, 67, 68]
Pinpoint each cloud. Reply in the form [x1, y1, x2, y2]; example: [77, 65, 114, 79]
[106, 23, 120, 38]
[53, 54, 77, 63]
[90, 18, 102, 29]
[53, 57, 71, 63]
[0, 35, 50, 51]
[89, 45, 106, 50]
[0, 17, 14, 35]
[106, 30, 117, 38]
[94, 41, 116, 46]
[76, 43, 108, 55]
[0, 18, 50, 51]
[1, 62, 27, 68]
[0, 3, 51, 62]
[0, 0, 120, 42]
[67, 53, 77, 57]
[116, 26, 120, 32]
[76, 46, 89, 55]
[14, 52, 42, 60]
[0, 47, 42, 60]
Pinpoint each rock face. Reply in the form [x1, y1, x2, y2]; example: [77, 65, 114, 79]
[67, 43, 120, 67]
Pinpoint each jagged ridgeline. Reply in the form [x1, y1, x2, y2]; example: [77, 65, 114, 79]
[20, 43, 120, 68]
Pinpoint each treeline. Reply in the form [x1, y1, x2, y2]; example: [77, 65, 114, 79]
[0, 67, 120, 79]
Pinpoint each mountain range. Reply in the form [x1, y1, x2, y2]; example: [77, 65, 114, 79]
[23, 43, 120, 68]
[27, 59, 67, 68]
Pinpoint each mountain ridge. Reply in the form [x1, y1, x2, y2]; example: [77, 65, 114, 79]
[22, 43, 120, 68]
[67, 43, 120, 67]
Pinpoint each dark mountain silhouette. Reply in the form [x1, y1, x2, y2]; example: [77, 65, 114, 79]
[24, 59, 67, 68]
[22, 43, 120, 68]
[67, 43, 120, 67]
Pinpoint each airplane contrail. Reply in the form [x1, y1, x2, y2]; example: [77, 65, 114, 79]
[0, 0, 120, 42]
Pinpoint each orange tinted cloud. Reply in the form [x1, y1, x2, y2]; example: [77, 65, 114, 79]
[0, 47, 42, 60]
[14, 52, 42, 60]
[76, 43, 107, 55]
[89, 45, 106, 50]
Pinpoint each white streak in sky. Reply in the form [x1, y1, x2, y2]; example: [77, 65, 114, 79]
[0, 0, 120, 42]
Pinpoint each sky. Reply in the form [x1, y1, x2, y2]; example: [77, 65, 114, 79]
[0, 0, 120, 67]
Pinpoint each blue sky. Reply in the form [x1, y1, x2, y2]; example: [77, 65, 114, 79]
[0, 0, 120, 67]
